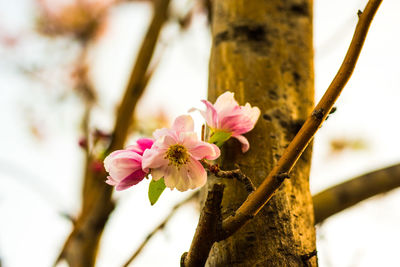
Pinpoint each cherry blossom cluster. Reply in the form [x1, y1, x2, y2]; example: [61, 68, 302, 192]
[104, 92, 260, 194]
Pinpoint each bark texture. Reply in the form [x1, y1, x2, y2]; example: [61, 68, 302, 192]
[207, 0, 316, 266]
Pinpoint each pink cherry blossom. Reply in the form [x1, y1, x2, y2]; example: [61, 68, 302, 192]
[142, 115, 220, 192]
[196, 91, 260, 153]
[104, 138, 154, 191]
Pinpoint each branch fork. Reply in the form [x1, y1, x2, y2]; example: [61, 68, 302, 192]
[181, 183, 225, 267]
[201, 159, 256, 193]
[183, 0, 383, 265]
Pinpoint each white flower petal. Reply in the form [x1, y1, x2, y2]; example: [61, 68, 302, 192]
[214, 91, 238, 114]
[233, 135, 250, 153]
[164, 166, 180, 190]
[189, 142, 220, 160]
[187, 158, 207, 189]
[142, 148, 168, 171]
[171, 115, 194, 132]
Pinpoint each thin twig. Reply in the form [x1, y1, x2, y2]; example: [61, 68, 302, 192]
[123, 191, 199, 267]
[57, 0, 171, 266]
[202, 160, 255, 192]
[183, 0, 383, 264]
[220, 0, 383, 239]
[313, 163, 400, 224]
[0, 160, 70, 218]
[181, 183, 224, 267]
[108, 0, 170, 153]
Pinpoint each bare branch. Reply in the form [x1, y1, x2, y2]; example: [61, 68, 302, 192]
[123, 191, 199, 267]
[182, 0, 383, 263]
[108, 0, 170, 152]
[313, 163, 400, 224]
[122, 162, 400, 265]
[221, 0, 383, 239]
[202, 160, 255, 193]
[181, 183, 224, 267]
[57, 0, 171, 266]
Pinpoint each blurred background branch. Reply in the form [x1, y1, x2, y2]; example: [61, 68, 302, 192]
[56, 0, 172, 266]
[314, 163, 400, 224]
[123, 161, 400, 264]
[123, 191, 199, 267]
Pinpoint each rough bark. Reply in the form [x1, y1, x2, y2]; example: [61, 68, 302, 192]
[206, 0, 316, 266]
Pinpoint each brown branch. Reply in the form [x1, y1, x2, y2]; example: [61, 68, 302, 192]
[181, 183, 224, 267]
[57, 1, 171, 266]
[121, 163, 400, 265]
[220, 0, 383, 239]
[202, 160, 255, 193]
[125, 162, 400, 266]
[108, 0, 170, 152]
[182, 0, 383, 264]
[313, 163, 400, 224]
[201, 124, 205, 142]
[122, 191, 199, 267]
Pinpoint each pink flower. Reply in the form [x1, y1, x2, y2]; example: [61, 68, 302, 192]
[142, 115, 220, 192]
[196, 91, 260, 153]
[104, 138, 154, 191]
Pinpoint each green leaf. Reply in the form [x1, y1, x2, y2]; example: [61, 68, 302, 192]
[148, 178, 166, 205]
[208, 131, 232, 147]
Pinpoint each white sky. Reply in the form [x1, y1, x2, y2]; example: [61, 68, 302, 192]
[0, 0, 400, 266]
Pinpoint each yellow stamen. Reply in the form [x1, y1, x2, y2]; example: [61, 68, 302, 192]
[165, 144, 189, 168]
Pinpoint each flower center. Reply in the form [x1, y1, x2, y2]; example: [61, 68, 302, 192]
[165, 144, 189, 167]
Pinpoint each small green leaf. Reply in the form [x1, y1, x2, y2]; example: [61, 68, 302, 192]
[208, 131, 232, 147]
[148, 178, 166, 205]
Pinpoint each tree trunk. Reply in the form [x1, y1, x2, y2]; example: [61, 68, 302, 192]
[206, 0, 316, 266]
